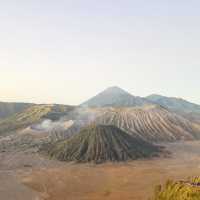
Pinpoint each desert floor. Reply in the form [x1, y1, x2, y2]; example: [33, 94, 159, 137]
[1, 141, 200, 200]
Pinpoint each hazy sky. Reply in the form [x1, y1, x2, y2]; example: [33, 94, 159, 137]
[0, 0, 200, 105]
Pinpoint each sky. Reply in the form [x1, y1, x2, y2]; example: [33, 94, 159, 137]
[0, 0, 200, 105]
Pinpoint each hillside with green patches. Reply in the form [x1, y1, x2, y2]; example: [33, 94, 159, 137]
[0, 102, 33, 119]
[0, 104, 75, 136]
[45, 124, 161, 164]
[152, 177, 200, 200]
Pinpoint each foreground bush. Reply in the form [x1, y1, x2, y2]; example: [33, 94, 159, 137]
[151, 177, 200, 200]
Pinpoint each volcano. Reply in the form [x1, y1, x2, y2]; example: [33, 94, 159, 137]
[46, 124, 161, 163]
[95, 105, 200, 142]
[81, 86, 151, 107]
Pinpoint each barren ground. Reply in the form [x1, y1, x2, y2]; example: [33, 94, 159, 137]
[1, 141, 200, 200]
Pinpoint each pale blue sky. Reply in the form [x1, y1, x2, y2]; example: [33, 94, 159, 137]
[0, 0, 200, 105]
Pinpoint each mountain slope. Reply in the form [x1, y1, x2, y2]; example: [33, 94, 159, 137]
[46, 124, 161, 163]
[0, 104, 75, 136]
[94, 105, 200, 142]
[147, 94, 200, 114]
[81, 86, 151, 107]
[0, 102, 33, 119]
[180, 112, 200, 124]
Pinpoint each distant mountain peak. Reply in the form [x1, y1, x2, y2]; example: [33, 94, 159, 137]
[146, 94, 165, 101]
[147, 94, 163, 98]
[81, 86, 150, 107]
[102, 86, 130, 94]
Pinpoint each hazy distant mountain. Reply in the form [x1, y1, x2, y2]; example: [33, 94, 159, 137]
[146, 94, 200, 114]
[81, 86, 151, 107]
[0, 102, 33, 119]
[45, 124, 161, 163]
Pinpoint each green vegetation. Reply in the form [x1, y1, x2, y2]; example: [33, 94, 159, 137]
[151, 177, 200, 200]
[0, 104, 74, 136]
[44, 124, 161, 163]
